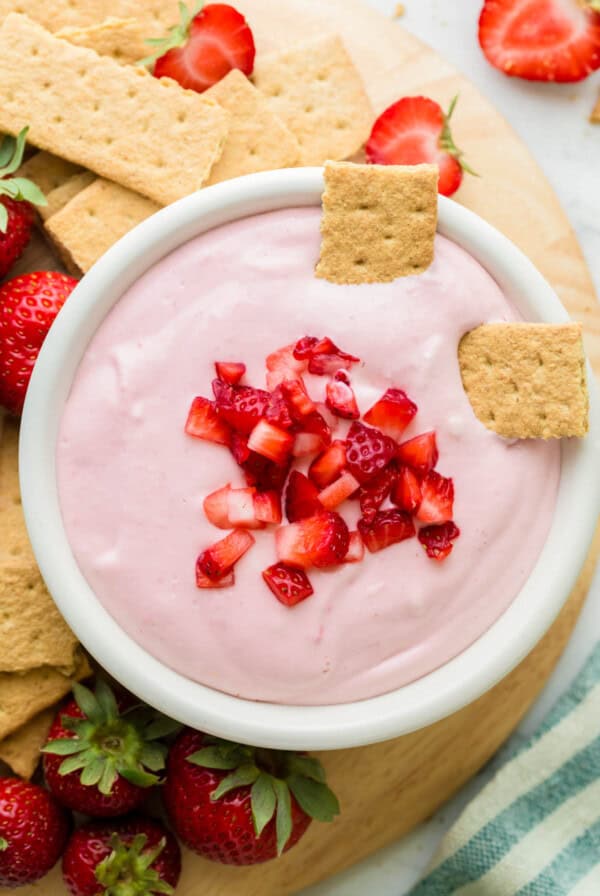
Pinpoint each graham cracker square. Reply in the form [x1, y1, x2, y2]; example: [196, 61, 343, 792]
[55, 17, 147, 64]
[0, 708, 55, 779]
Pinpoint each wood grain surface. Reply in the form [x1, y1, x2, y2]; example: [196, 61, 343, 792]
[3, 1, 599, 894]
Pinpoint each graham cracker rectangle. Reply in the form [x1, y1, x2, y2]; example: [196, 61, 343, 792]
[252, 34, 373, 165]
[0, 708, 55, 779]
[0, 0, 177, 35]
[40, 172, 96, 221]
[316, 161, 438, 284]
[17, 151, 83, 197]
[458, 323, 589, 439]
[205, 70, 300, 184]
[45, 179, 159, 274]
[56, 17, 147, 64]
[591, 94, 600, 124]
[0, 14, 230, 206]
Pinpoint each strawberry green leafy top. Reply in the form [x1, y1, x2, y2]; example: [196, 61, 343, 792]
[0, 128, 46, 232]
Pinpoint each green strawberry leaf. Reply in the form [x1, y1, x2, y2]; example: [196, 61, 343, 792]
[188, 744, 248, 770]
[96, 833, 175, 895]
[72, 682, 103, 724]
[58, 753, 89, 777]
[41, 737, 84, 756]
[6, 177, 47, 206]
[210, 763, 260, 801]
[273, 778, 293, 856]
[139, 741, 168, 772]
[94, 678, 119, 722]
[98, 762, 118, 796]
[143, 715, 182, 740]
[250, 773, 277, 837]
[139, 0, 204, 67]
[0, 128, 27, 179]
[80, 757, 105, 787]
[0, 837, 8, 851]
[286, 755, 326, 783]
[0, 203, 7, 233]
[118, 766, 160, 789]
[287, 775, 340, 823]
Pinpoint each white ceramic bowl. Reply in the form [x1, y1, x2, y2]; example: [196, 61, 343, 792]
[19, 168, 600, 750]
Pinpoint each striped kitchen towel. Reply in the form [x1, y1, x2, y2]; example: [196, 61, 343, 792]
[410, 643, 600, 896]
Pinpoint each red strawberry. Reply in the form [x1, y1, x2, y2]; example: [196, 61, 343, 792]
[197, 528, 255, 580]
[479, 0, 600, 83]
[292, 336, 320, 359]
[254, 490, 282, 524]
[326, 375, 360, 419]
[396, 430, 439, 476]
[297, 410, 332, 447]
[43, 680, 179, 818]
[230, 430, 251, 465]
[366, 95, 475, 197]
[227, 486, 264, 529]
[196, 567, 235, 588]
[358, 509, 416, 553]
[276, 511, 350, 569]
[345, 421, 397, 485]
[265, 384, 294, 430]
[185, 395, 232, 445]
[392, 465, 423, 513]
[262, 563, 314, 607]
[203, 483, 233, 528]
[148, 3, 256, 93]
[418, 521, 460, 561]
[215, 383, 270, 434]
[344, 531, 365, 563]
[215, 360, 246, 385]
[0, 128, 47, 281]
[285, 470, 322, 522]
[357, 465, 397, 524]
[248, 419, 294, 464]
[318, 471, 360, 510]
[280, 379, 316, 419]
[293, 432, 324, 457]
[0, 778, 69, 887]
[163, 729, 339, 864]
[0, 271, 78, 416]
[308, 440, 347, 489]
[417, 471, 454, 524]
[363, 388, 417, 440]
[62, 816, 181, 896]
[266, 343, 307, 390]
[242, 450, 291, 493]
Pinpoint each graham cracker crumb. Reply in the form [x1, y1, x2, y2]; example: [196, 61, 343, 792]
[394, 3, 406, 18]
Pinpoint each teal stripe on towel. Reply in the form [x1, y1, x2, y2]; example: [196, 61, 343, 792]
[516, 816, 600, 896]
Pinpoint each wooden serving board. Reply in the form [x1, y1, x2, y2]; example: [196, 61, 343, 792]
[4, 1, 600, 894]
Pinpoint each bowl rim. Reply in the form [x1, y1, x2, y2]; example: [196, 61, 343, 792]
[19, 167, 600, 750]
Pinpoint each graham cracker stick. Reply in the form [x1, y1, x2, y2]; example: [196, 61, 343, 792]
[0, 14, 230, 206]
[40, 172, 96, 221]
[458, 323, 588, 439]
[0, 0, 177, 35]
[17, 151, 83, 196]
[0, 708, 54, 779]
[56, 17, 147, 64]
[316, 161, 438, 284]
[253, 34, 373, 165]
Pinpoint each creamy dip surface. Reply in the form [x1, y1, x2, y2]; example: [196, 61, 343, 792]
[57, 208, 560, 705]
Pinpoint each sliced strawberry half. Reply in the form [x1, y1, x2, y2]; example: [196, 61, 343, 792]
[417, 471, 454, 524]
[396, 431, 439, 476]
[247, 419, 294, 464]
[227, 486, 264, 529]
[318, 471, 360, 510]
[392, 465, 422, 514]
[262, 563, 314, 607]
[345, 421, 397, 485]
[196, 567, 235, 589]
[280, 379, 316, 420]
[308, 440, 347, 489]
[479, 0, 600, 83]
[254, 490, 282, 525]
[285, 470, 322, 522]
[358, 509, 416, 553]
[418, 521, 460, 562]
[275, 511, 350, 569]
[363, 388, 417, 441]
[344, 531, 365, 563]
[326, 376, 360, 420]
[203, 484, 232, 529]
[357, 465, 397, 524]
[215, 361, 246, 385]
[197, 529, 255, 580]
[185, 396, 231, 446]
[215, 383, 270, 435]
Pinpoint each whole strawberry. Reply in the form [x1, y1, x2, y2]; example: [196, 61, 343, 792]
[0, 127, 47, 279]
[62, 815, 181, 896]
[0, 777, 70, 887]
[163, 728, 339, 864]
[0, 270, 78, 415]
[43, 680, 181, 818]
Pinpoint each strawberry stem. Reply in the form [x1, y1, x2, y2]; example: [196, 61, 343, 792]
[139, 0, 204, 68]
[439, 95, 479, 178]
[95, 833, 174, 896]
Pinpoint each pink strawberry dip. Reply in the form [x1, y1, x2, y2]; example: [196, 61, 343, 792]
[57, 207, 560, 705]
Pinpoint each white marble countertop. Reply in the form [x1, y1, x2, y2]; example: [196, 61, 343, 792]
[303, 2, 600, 893]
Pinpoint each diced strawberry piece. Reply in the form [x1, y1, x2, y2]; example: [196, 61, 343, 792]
[285, 470, 322, 522]
[308, 354, 355, 376]
[266, 343, 307, 389]
[344, 531, 365, 563]
[292, 433, 324, 457]
[265, 384, 294, 430]
[418, 521, 460, 562]
[280, 379, 316, 419]
[227, 487, 264, 529]
[248, 419, 294, 464]
[196, 566, 235, 589]
[363, 388, 417, 440]
[392, 465, 422, 514]
[230, 431, 251, 466]
[215, 383, 270, 435]
[212, 377, 232, 402]
[417, 471, 454, 524]
[358, 509, 416, 553]
[242, 452, 290, 493]
[203, 484, 232, 529]
[396, 431, 439, 476]
[318, 471, 360, 510]
[293, 336, 320, 359]
[357, 466, 397, 524]
[185, 396, 231, 446]
[197, 529, 255, 580]
[326, 377, 360, 420]
[215, 361, 246, 385]
[300, 411, 332, 446]
[262, 563, 314, 607]
[308, 440, 347, 489]
[276, 511, 350, 569]
[345, 421, 397, 485]
[254, 490, 282, 525]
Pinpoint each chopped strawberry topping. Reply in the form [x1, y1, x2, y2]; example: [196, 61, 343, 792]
[197, 529, 255, 581]
[230, 431, 251, 466]
[242, 452, 290, 493]
[358, 509, 416, 553]
[262, 563, 314, 607]
[185, 396, 231, 446]
[299, 411, 332, 447]
[215, 383, 270, 435]
[196, 567, 235, 589]
[227, 487, 264, 529]
[396, 431, 439, 475]
[344, 531, 365, 563]
[266, 343, 307, 390]
[254, 490, 282, 525]
[247, 419, 294, 464]
[285, 470, 322, 522]
[418, 521, 460, 562]
[363, 388, 417, 440]
[417, 471, 454, 524]
[292, 336, 320, 359]
[319, 471, 360, 510]
[280, 379, 316, 420]
[357, 465, 397, 524]
[276, 511, 350, 569]
[308, 440, 347, 489]
[203, 484, 232, 529]
[326, 376, 360, 419]
[215, 361, 246, 385]
[392, 465, 423, 514]
[293, 433, 324, 457]
[345, 421, 397, 485]
[265, 384, 294, 430]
